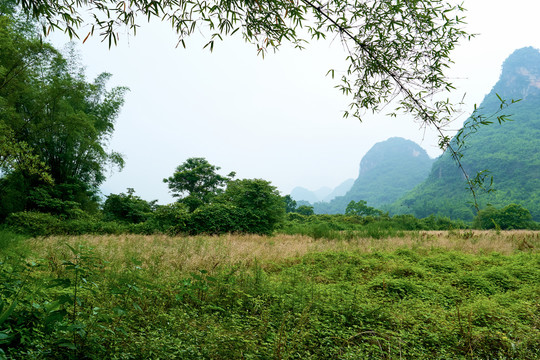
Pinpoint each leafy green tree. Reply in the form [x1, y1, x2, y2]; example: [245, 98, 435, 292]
[283, 195, 297, 213]
[0, 5, 54, 182]
[474, 203, 534, 230]
[163, 157, 235, 212]
[0, 123, 52, 184]
[499, 204, 535, 229]
[296, 205, 315, 216]
[0, 9, 127, 218]
[103, 188, 156, 224]
[345, 200, 383, 217]
[218, 179, 285, 235]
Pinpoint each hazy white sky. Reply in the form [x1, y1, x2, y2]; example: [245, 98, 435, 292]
[50, 0, 540, 204]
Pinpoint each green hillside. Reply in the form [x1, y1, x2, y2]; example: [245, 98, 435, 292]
[392, 47, 540, 221]
[315, 137, 434, 214]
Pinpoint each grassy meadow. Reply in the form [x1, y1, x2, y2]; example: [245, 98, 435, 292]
[1, 230, 539, 359]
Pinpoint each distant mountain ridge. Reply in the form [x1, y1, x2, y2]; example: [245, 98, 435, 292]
[312, 137, 434, 214]
[391, 46, 540, 220]
[291, 178, 354, 203]
[290, 48, 540, 219]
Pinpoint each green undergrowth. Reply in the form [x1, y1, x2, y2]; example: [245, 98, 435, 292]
[1, 234, 539, 359]
[278, 213, 469, 240]
[3, 211, 474, 239]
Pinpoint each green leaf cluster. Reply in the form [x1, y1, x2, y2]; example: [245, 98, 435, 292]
[163, 157, 235, 213]
[345, 200, 383, 217]
[162, 158, 284, 235]
[103, 188, 156, 224]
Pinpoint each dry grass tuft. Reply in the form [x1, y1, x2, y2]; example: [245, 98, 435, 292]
[27, 230, 539, 278]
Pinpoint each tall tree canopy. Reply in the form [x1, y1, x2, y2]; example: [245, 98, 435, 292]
[0, 3, 53, 179]
[218, 178, 285, 235]
[0, 5, 127, 217]
[164, 157, 235, 212]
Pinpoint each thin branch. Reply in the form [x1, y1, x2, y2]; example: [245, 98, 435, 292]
[301, 0, 481, 209]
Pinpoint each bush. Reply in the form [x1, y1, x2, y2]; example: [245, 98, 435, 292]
[286, 212, 310, 223]
[296, 205, 314, 216]
[5, 211, 132, 236]
[92, 220, 129, 234]
[474, 204, 534, 230]
[129, 221, 160, 235]
[188, 203, 243, 235]
[102, 188, 155, 224]
[147, 203, 190, 232]
[391, 214, 422, 230]
[5, 212, 62, 236]
[308, 222, 339, 240]
[218, 179, 285, 235]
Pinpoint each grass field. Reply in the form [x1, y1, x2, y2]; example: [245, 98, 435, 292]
[1, 230, 539, 359]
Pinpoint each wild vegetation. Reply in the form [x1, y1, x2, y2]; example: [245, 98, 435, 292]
[1, 230, 539, 359]
[2, 2, 538, 233]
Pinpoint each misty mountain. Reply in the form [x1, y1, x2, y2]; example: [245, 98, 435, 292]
[291, 178, 354, 203]
[291, 186, 330, 203]
[391, 47, 540, 221]
[314, 137, 434, 214]
[323, 178, 355, 202]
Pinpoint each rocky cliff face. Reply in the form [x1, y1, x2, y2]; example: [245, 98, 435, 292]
[493, 46, 540, 99]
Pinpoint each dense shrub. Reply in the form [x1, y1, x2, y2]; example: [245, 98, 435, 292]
[102, 189, 155, 224]
[295, 205, 314, 215]
[188, 203, 243, 235]
[218, 179, 285, 235]
[5, 211, 130, 236]
[146, 203, 190, 233]
[279, 212, 467, 239]
[5, 211, 62, 236]
[1, 201, 498, 239]
[474, 204, 535, 229]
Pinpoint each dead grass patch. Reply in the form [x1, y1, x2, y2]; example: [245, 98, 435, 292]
[26, 230, 539, 278]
